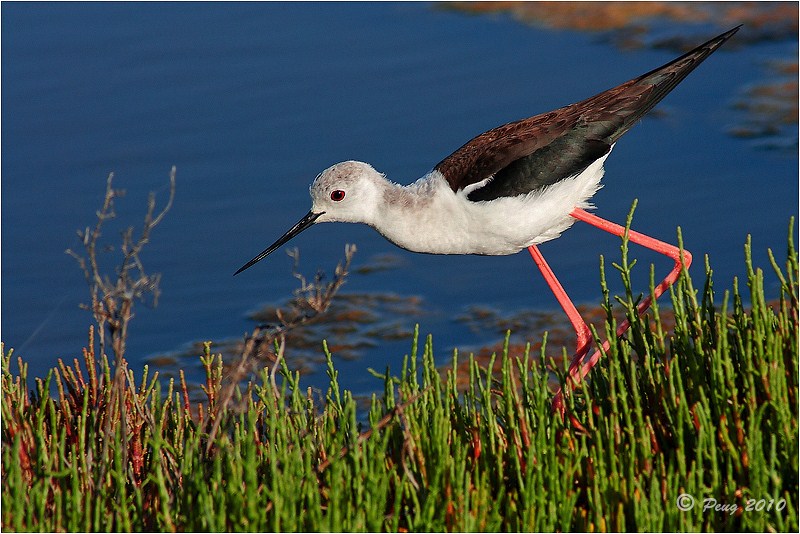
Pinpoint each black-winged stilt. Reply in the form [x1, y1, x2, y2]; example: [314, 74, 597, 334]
[236, 26, 740, 412]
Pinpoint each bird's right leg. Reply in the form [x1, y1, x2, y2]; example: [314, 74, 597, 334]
[528, 209, 692, 417]
[527, 245, 593, 357]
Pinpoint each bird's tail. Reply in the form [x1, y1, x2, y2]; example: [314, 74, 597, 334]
[585, 25, 741, 144]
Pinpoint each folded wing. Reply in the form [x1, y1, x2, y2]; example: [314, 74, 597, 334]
[434, 26, 740, 202]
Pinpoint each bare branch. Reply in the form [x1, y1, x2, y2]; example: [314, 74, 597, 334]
[204, 244, 356, 448]
[65, 168, 176, 365]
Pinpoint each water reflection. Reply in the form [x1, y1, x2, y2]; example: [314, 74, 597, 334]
[147, 251, 426, 383]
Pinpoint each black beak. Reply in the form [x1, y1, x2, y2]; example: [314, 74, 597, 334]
[234, 210, 324, 275]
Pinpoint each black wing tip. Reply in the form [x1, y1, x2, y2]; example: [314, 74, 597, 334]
[706, 24, 742, 50]
[618, 23, 742, 122]
[433, 24, 743, 196]
[650, 24, 742, 76]
[723, 24, 743, 37]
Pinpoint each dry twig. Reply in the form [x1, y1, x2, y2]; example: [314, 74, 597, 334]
[205, 244, 356, 449]
[66, 166, 176, 475]
[66, 167, 176, 364]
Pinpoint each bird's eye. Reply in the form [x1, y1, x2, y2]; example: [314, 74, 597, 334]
[330, 190, 345, 201]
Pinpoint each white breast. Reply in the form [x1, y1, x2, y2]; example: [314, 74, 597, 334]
[370, 151, 610, 255]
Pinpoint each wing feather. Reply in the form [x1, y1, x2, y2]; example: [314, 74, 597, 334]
[434, 26, 740, 202]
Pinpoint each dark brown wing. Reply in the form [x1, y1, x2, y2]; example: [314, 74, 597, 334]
[434, 25, 740, 202]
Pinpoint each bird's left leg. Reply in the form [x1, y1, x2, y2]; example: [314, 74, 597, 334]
[548, 207, 692, 413]
[527, 245, 593, 358]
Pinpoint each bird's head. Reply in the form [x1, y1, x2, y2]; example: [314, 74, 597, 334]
[234, 160, 383, 275]
[310, 161, 384, 224]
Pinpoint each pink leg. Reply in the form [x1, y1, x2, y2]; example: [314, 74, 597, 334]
[528, 245, 593, 357]
[528, 208, 692, 415]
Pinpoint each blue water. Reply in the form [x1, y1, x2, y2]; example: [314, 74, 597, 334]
[3, 3, 797, 394]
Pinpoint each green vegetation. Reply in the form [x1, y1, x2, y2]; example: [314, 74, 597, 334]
[3, 215, 797, 532]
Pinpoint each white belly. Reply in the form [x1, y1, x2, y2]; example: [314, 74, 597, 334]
[375, 152, 609, 256]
